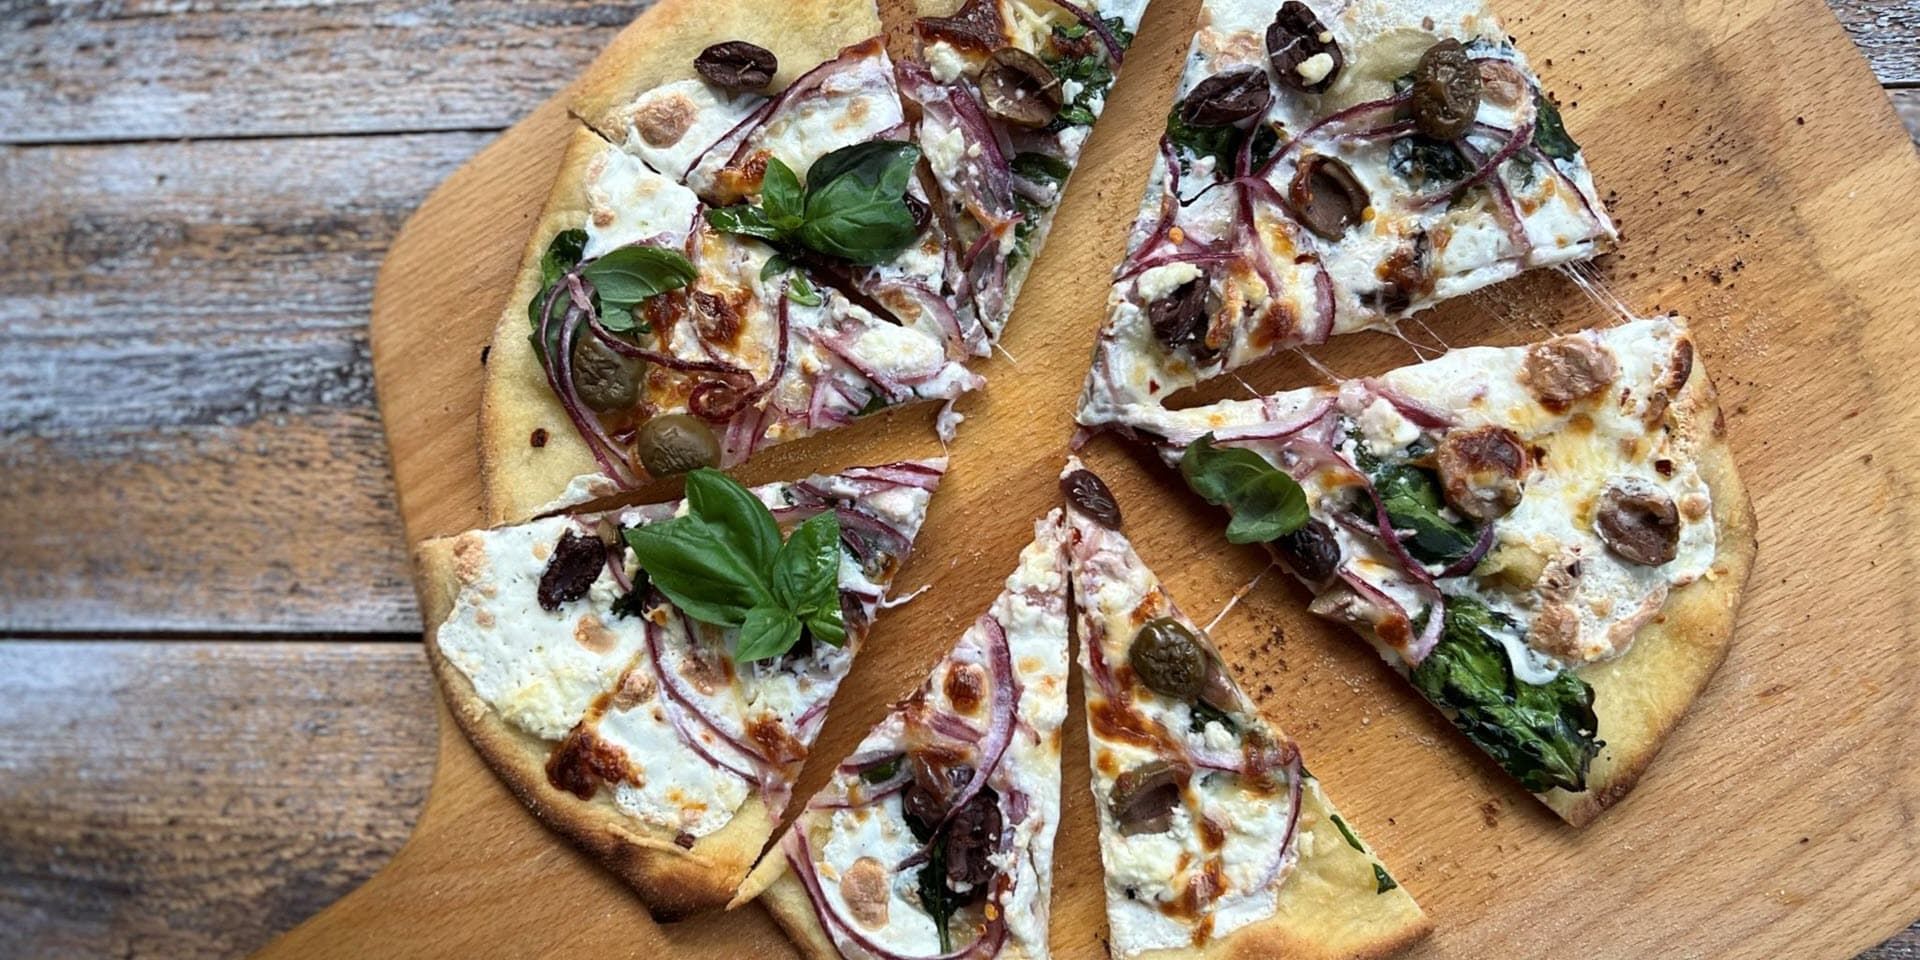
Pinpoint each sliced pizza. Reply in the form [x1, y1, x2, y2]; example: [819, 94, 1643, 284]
[419, 459, 945, 918]
[900, 0, 1151, 346]
[1061, 459, 1428, 959]
[480, 123, 979, 523]
[1077, 0, 1616, 431]
[737, 512, 1071, 959]
[1123, 317, 1755, 823]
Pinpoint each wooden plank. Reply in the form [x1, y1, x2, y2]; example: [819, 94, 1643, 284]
[0, 641, 435, 960]
[0, 133, 497, 633]
[352, 0, 1920, 958]
[1830, 0, 1920, 82]
[1894, 87, 1920, 140]
[0, 0, 1909, 142]
[0, 1, 653, 142]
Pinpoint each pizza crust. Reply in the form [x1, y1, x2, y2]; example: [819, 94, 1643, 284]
[477, 124, 614, 525]
[570, 0, 884, 146]
[1138, 778, 1432, 960]
[1540, 373, 1758, 825]
[417, 536, 776, 920]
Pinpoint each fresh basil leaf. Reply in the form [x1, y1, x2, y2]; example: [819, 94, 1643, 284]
[623, 516, 772, 627]
[581, 246, 696, 316]
[1371, 464, 1476, 565]
[798, 141, 923, 265]
[1165, 106, 1240, 171]
[527, 229, 589, 328]
[760, 253, 790, 282]
[608, 565, 652, 620]
[1180, 434, 1309, 544]
[772, 512, 842, 621]
[917, 841, 958, 953]
[735, 605, 803, 663]
[705, 203, 784, 242]
[1409, 596, 1600, 793]
[682, 468, 781, 574]
[760, 156, 807, 232]
[1330, 813, 1365, 852]
[785, 272, 823, 307]
[1531, 93, 1581, 160]
[1011, 151, 1072, 185]
[1373, 863, 1398, 894]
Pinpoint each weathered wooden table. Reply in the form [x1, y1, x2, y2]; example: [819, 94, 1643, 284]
[1, 2, 1914, 957]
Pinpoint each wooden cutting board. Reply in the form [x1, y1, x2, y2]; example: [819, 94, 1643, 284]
[255, 0, 1920, 955]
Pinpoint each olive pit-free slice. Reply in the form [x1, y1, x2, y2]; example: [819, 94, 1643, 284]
[980, 47, 1064, 128]
[1289, 154, 1369, 239]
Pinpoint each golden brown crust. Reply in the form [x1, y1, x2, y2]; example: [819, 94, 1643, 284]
[477, 124, 615, 525]
[1540, 362, 1758, 825]
[1128, 778, 1430, 960]
[417, 536, 776, 920]
[570, 0, 883, 145]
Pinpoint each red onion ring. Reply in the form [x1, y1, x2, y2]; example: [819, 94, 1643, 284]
[1257, 90, 1413, 178]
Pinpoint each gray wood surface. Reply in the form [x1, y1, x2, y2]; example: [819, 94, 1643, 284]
[0, 1, 1913, 957]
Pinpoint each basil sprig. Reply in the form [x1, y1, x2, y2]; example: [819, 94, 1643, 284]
[1180, 433, 1309, 544]
[623, 469, 845, 663]
[524, 229, 696, 347]
[706, 140, 925, 266]
[1409, 596, 1600, 793]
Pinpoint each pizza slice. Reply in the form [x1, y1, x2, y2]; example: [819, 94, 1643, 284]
[736, 512, 1071, 958]
[1077, 0, 1617, 430]
[480, 124, 979, 523]
[1061, 459, 1428, 959]
[899, 0, 1150, 346]
[579, 31, 979, 360]
[419, 459, 945, 918]
[1122, 317, 1755, 824]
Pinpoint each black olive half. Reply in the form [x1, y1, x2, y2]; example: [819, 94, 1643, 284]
[695, 41, 778, 93]
[980, 47, 1063, 128]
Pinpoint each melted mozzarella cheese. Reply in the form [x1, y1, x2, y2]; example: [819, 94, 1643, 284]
[581, 147, 701, 259]
[436, 516, 645, 740]
[619, 79, 759, 181]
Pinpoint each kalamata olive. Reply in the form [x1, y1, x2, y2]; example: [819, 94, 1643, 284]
[1289, 154, 1369, 239]
[1109, 759, 1187, 836]
[1147, 276, 1212, 354]
[695, 41, 777, 93]
[1409, 39, 1481, 140]
[1178, 68, 1273, 127]
[634, 414, 721, 476]
[570, 332, 642, 413]
[1130, 618, 1208, 701]
[1434, 425, 1531, 520]
[1266, 1, 1344, 94]
[903, 755, 972, 831]
[538, 530, 608, 611]
[1274, 518, 1341, 582]
[943, 790, 1002, 889]
[1594, 479, 1681, 566]
[979, 47, 1063, 128]
[1522, 334, 1619, 408]
[1061, 469, 1123, 528]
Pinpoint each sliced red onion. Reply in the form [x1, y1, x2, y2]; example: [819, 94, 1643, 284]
[897, 61, 1017, 231]
[783, 828, 1008, 960]
[842, 461, 947, 491]
[1249, 751, 1306, 892]
[1436, 522, 1497, 579]
[1360, 379, 1454, 429]
[1257, 90, 1413, 177]
[711, 41, 867, 175]
[1414, 117, 1536, 208]
[904, 615, 1019, 866]
[1524, 148, 1613, 238]
[1405, 592, 1444, 664]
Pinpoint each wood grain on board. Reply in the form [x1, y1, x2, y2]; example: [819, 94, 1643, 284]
[0, 0, 1916, 959]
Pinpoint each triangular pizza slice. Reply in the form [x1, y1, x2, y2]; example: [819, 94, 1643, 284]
[420, 459, 945, 918]
[1061, 458, 1428, 959]
[900, 0, 1152, 347]
[1077, 0, 1616, 432]
[1123, 317, 1756, 824]
[481, 123, 980, 522]
[738, 512, 1072, 958]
